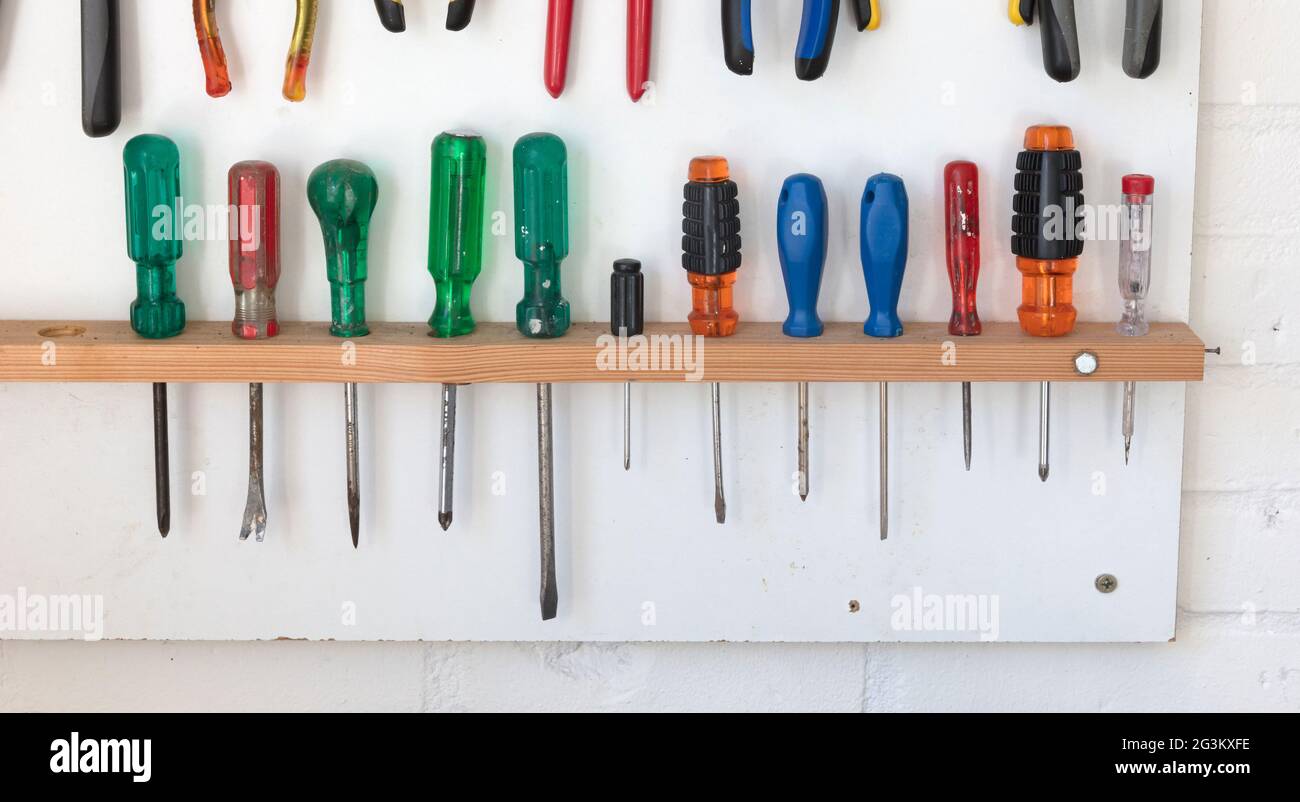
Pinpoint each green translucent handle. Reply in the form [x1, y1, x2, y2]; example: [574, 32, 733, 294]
[308, 159, 378, 338]
[513, 132, 570, 339]
[123, 134, 185, 339]
[427, 132, 487, 338]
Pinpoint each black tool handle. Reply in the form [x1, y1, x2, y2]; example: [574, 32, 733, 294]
[683, 180, 742, 276]
[1012, 150, 1085, 261]
[611, 259, 645, 337]
[721, 0, 753, 76]
[447, 0, 477, 31]
[1123, 0, 1162, 79]
[374, 0, 406, 32]
[1037, 0, 1081, 82]
[80, 0, 121, 138]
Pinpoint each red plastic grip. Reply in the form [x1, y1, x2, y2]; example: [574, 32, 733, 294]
[944, 160, 981, 336]
[228, 161, 281, 340]
[627, 0, 653, 102]
[545, 0, 575, 98]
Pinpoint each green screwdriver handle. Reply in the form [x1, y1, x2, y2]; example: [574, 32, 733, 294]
[123, 134, 186, 339]
[308, 159, 378, 338]
[513, 132, 570, 339]
[428, 132, 487, 338]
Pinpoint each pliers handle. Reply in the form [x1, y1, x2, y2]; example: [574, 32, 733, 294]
[1009, 0, 1080, 83]
[376, 0, 477, 33]
[722, 0, 845, 82]
[1123, 0, 1162, 79]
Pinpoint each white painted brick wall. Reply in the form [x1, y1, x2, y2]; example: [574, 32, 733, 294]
[1, 0, 1296, 712]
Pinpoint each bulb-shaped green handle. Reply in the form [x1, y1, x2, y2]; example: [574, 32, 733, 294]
[513, 132, 570, 339]
[123, 134, 185, 339]
[308, 160, 378, 338]
[428, 133, 487, 338]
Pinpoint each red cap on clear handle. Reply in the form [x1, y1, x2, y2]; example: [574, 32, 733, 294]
[229, 161, 281, 340]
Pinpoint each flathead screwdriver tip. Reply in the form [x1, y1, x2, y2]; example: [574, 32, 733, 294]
[438, 511, 452, 532]
[541, 589, 558, 621]
[715, 496, 727, 525]
[349, 503, 359, 549]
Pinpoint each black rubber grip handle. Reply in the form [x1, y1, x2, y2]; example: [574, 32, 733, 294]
[374, 0, 406, 33]
[611, 259, 645, 337]
[80, 0, 121, 138]
[683, 180, 742, 276]
[447, 0, 476, 31]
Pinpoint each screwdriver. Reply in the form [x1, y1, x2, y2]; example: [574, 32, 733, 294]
[428, 132, 488, 531]
[1009, 0, 1080, 83]
[611, 259, 644, 470]
[513, 133, 571, 621]
[777, 174, 828, 501]
[1117, 174, 1155, 463]
[1011, 125, 1084, 482]
[229, 160, 281, 542]
[375, 0, 406, 32]
[682, 156, 742, 524]
[308, 160, 379, 548]
[1123, 0, 1163, 79]
[283, 0, 319, 102]
[860, 173, 908, 540]
[944, 161, 981, 471]
[192, 0, 231, 97]
[81, 0, 121, 137]
[123, 134, 186, 538]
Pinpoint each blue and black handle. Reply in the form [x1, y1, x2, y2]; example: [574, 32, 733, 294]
[722, 0, 842, 81]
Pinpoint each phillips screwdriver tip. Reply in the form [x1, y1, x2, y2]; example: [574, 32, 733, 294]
[800, 492, 808, 503]
[438, 512, 452, 532]
[158, 515, 169, 539]
[1124, 439, 1132, 465]
[1039, 464, 1050, 483]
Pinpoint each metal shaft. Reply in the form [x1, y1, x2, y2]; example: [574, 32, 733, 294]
[1038, 381, 1051, 482]
[239, 382, 267, 542]
[962, 381, 973, 471]
[537, 383, 558, 620]
[879, 382, 888, 540]
[711, 382, 727, 524]
[345, 382, 360, 548]
[438, 383, 458, 530]
[623, 381, 631, 471]
[152, 382, 170, 538]
[797, 382, 809, 501]
[1122, 380, 1136, 465]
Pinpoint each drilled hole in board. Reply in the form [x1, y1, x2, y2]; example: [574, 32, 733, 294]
[37, 326, 86, 338]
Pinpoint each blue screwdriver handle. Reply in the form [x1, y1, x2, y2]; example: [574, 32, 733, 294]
[860, 173, 909, 338]
[778, 174, 828, 338]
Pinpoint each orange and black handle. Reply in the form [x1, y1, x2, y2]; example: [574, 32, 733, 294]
[1011, 125, 1084, 337]
[682, 157, 742, 337]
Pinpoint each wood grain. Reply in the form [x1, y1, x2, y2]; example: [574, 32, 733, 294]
[0, 320, 1206, 384]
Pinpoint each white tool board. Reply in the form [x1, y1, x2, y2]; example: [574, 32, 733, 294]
[0, 0, 1202, 642]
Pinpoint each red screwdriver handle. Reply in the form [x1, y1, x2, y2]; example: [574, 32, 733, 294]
[627, 0, 653, 101]
[944, 160, 981, 336]
[229, 161, 281, 340]
[545, 0, 575, 98]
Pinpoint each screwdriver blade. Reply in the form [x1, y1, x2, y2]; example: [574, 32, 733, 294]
[711, 382, 727, 524]
[345, 382, 360, 548]
[239, 382, 267, 542]
[438, 384, 457, 531]
[1122, 380, 1136, 466]
[623, 381, 631, 471]
[797, 382, 809, 501]
[962, 381, 973, 472]
[879, 382, 888, 541]
[537, 383, 558, 620]
[1038, 381, 1051, 482]
[152, 382, 170, 538]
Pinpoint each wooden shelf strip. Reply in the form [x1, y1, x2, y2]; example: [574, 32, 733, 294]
[0, 320, 1206, 384]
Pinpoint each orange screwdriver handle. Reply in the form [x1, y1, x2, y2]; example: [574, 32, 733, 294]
[944, 161, 981, 336]
[1011, 125, 1084, 337]
[682, 156, 741, 337]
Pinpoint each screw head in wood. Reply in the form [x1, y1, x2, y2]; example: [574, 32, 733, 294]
[1095, 574, 1118, 594]
[1074, 351, 1099, 375]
